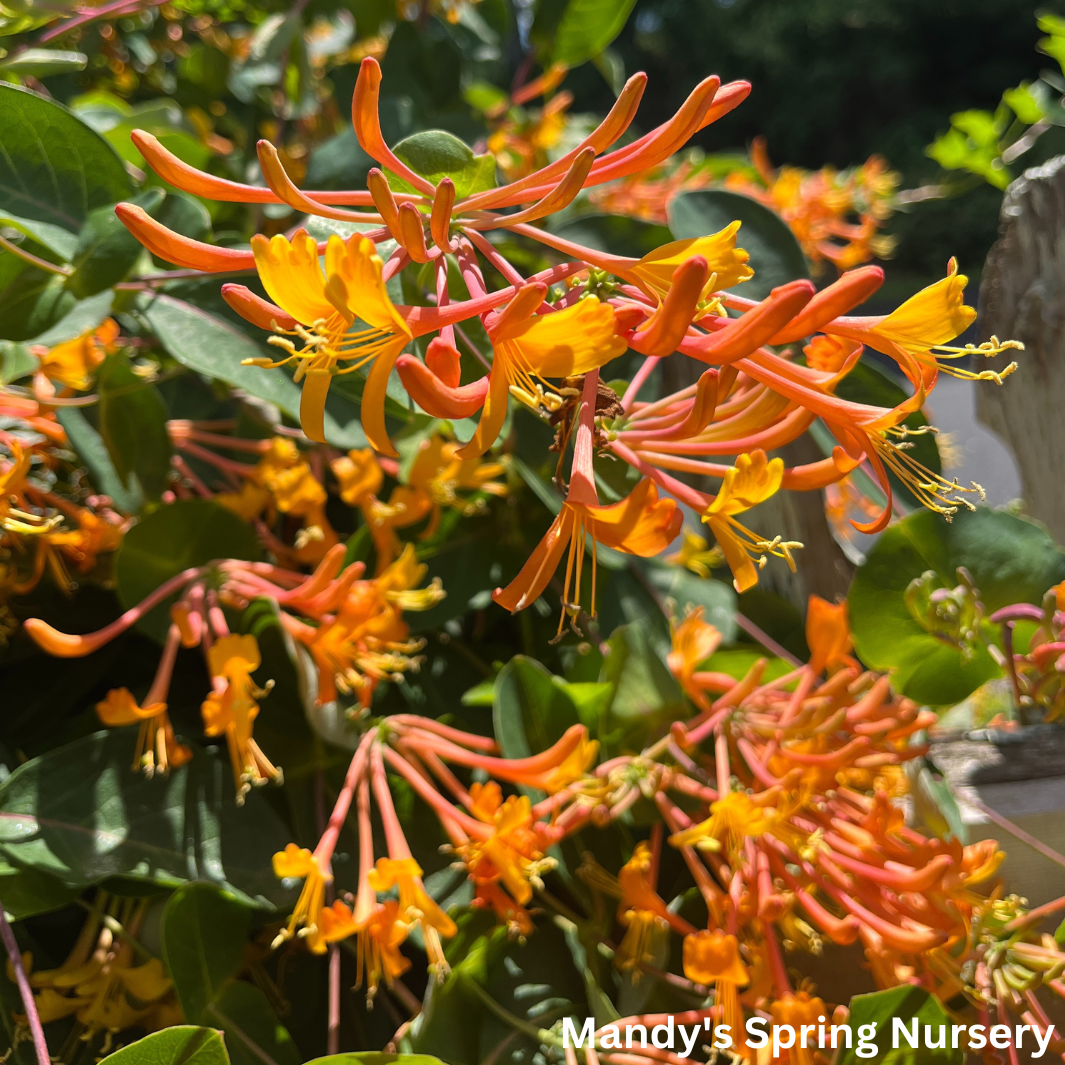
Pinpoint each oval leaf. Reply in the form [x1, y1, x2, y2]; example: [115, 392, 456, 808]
[99, 1027, 230, 1065]
[0, 83, 132, 232]
[161, 883, 255, 1024]
[0, 731, 295, 908]
[390, 130, 496, 199]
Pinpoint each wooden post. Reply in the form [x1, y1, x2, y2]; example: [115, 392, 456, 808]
[977, 155, 1065, 543]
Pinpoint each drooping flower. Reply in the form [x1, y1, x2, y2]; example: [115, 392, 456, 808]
[460, 782, 551, 909]
[626, 223, 753, 303]
[272, 843, 332, 953]
[96, 688, 191, 775]
[701, 450, 802, 592]
[493, 476, 682, 631]
[683, 930, 749, 1040]
[668, 608, 723, 710]
[201, 633, 281, 802]
[826, 258, 1022, 386]
[34, 318, 118, 391]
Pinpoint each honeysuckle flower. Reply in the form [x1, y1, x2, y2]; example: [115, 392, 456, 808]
[34, 318, 118, 391]
[354, 900, 412, 996]
[460, 783, 550, 908]
[666, 529, 725, 578]
[805, 595, 854, 675]
[701, 450, 802, 593]
[493, 475, 682, 630]
[683, 930, 749, 1038]
[670, 792, 775, 859]
[202, 633, 281, 802]
[244, 231, 412, 451]
[96, 688, 191, 775]
[458, 290, 627, 458]
[368, 856, 457, 952]
[770, 992, 829, 1065]
[667, 608, 723, 710]
[272, 843, 332, 953]
[406, 434, 508, 528]
[626, 224, 753, 303]
[286, 544, 441, 706]
[21, 900, 180, 1042]
[826, 258, 1023, 387]
[613, 842, 697, 972]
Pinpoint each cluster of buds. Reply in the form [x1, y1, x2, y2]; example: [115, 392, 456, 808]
[21, 540, 443, 799]
[990, 583, 1065, 723]
[114, 57, 1022, 627]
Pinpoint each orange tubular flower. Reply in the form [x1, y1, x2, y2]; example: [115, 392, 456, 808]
[244, 231, 412, 452]
[805, 595, 854, 675]
[96, 688, 191, 775]
[493, 476, 682, 630]
[668, 608, 723, 710]
[201, 634, 281, 802]
[683, 930, 749, 1041]
[458, 287, 627, 459]
[701, 450, 802, 593]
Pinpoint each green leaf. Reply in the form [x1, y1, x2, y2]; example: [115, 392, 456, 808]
[97, 353, 172, 501]
[26, 288, 113, 346]
[0, 49, 87, 77]
[57, 406, 144, 513]
[836, 985, 962, 1065]
[668, 189, 809, 300]
[600, 623, 685, 747]
[206, 981, 300, 1065]
[849, 507, 1065, 705]
[115, 499, 262, 641]
[68, 190, 163, 297]
[0, 340, 36, 384]
[0, 210, 78, 260]
[98, 1026, 230, 1065]
[493, 656, 581, 762]
[161, 883, 254, 1023]
[553, 0, 637, 67]
[0, 856, 78, 919]
[389, 131, 496, 199]
[0, 84, 132, 233]
[143, 294, 373, 450]
[306, 1057, 447, 1065]
[641, 562, 737, 641]
[0, 731, 295, 908]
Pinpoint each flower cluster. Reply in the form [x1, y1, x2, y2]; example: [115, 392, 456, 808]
[990, 583, 1065, 723]
[22, 540, 443, 799]
[114, 59, 1021, 626]
[724, 139, 901, 272]
[1, 323, 131, 633]
[591, 138, 901, 273]
[16, 893, 180, 1051]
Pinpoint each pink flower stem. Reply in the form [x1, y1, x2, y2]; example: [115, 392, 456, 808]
[145, 624, 183, 705]
[0, 901, 49, 1065]
[621, 357, 661, 412]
